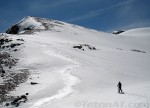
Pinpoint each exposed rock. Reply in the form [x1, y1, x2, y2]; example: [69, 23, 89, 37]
[0, 38, 12, 45]
[73, 44, 96, 51]
[0, 69, 30, 103]
[11, 93, 29, 107]
[6, 25, 20, 34]
[16, 38, 24, 41]
[30, 82, 38, 85]
[131, 49, 146, 53]
[10, 43, 22, 48]
[73, 45, 82, 49]
[112, 30, 125, 35]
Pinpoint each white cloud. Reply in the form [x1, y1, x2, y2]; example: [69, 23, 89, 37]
[66, 0, 136, 22]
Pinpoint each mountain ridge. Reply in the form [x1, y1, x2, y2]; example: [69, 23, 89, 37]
[6, 16, 102, 35]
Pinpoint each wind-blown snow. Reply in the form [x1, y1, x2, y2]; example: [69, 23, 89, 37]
[1, 17, 150, 108]
[18, 16, 45, 32]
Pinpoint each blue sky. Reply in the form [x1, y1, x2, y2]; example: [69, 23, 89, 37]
[0, 0, 150, 32]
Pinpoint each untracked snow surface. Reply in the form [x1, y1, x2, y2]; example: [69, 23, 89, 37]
[1, 17, 150, 108]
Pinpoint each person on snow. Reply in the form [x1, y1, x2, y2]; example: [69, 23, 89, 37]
[117, 82, 123, 93]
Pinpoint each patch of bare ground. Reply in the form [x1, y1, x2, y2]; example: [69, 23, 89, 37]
[0, 69, 30, 103]
[0, 35, 30, 107]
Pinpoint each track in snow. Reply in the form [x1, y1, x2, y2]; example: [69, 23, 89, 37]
[30, 49, 80, 108]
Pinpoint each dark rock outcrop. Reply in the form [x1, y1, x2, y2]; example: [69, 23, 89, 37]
[73, 44, 96, 51]
[6, 25, 20, 34]
[30, 82, 38, 85]
[112, 30, 125, 35]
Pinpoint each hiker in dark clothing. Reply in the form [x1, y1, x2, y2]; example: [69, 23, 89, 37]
[117, 82, 123, 93]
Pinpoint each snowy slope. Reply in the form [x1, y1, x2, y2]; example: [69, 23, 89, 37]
[1, 17, 150, 108]
[120, 27, 150, 37]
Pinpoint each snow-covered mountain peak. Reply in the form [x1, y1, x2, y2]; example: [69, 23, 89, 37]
[18, 16, 45, 31]
[6, 16, 105, 35]
[6, 16, 71, 34]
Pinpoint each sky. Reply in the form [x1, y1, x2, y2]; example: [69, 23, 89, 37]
[0, 0, 150, 32]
